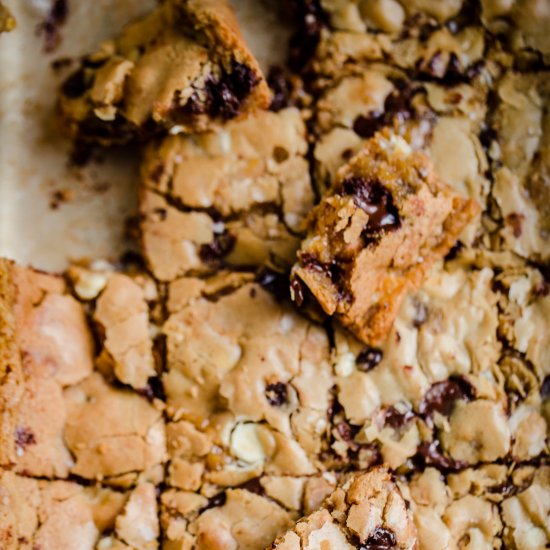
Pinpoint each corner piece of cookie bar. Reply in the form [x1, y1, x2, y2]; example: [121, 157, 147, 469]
[0, 471, 159, 549]
[58, 0, 270, 145]
[0, 259, 166, 486]
[291, 131, 479, 345]
[269, 467, 417, 550]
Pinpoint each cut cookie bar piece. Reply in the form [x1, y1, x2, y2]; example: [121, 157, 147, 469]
[163, 271, 332, 479]
[59, 0, 270, 145]
[159, 271, 335, 547]
[0, 260, 166, 486]
[488, 71, 550, 260]
[0, 470, 159, 550]
[292, 132, 479, 345]
[270, 468, 417, 550]
[139, 108, 314, 280]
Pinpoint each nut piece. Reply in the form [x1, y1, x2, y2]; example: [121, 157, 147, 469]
[291, 131, 479, 345]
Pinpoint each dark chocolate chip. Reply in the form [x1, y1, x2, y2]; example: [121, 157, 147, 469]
[335, 421, 360, 452]
[137, 376, 166, 402]
[199, 231, 236, 264]
[237, 476, 264, 495]
[61, 68, 88, 99]
[256, 268, 290, 302]
[418, 376, 475, 417]
[341, 177, 400, 238]
[541, 376, 550, 400]
[15, 427, 36, 449]
[299, 254, 346, 287]
[288, 0, 327, 70]
[356, 347, 383, 372]
[265, 382, 288, 406]
[201, 491, 227, 512]
[359, 528, 397, 549]
[353, 113, 385, 140]
[384, 406, 415, 430]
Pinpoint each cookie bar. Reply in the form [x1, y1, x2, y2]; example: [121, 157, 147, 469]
[139, 107, 314, 280]
[291, 132, 479, 346]
[159, 271, 336, 547]
[0, 259, 166, 486]
[0, 2, 15, 33]
[270, 468, 417, 550]
[488, 71, 550, 261]
[59, 0, 270, 145]
[0, 470, 159, 550]
[326, 255, 548, 471]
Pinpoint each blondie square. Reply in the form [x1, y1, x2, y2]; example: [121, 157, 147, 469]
[139, 107, 314, 280]
[59, 0, 270, 144]
[0, 259, 166, 486]
[0, 471, 159, 550]
[291, 131, 479, 345]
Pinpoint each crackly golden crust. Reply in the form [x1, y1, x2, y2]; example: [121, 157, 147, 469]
[58, 0, 270, 145]
[292, 131, 479, 345]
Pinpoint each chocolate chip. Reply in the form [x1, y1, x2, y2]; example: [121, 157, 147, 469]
[199, 231, 236, 264]
[384, 406, 415, 430]
[138, 376, 166, 402]
[356, 347, 383, 372]
[444, 241, 463, 261]
[288, 0, 327, 70]
[61, 68, 88, 99]
[418, 376, 475, 418]
[256, 268, 289, 302]
[360, 528, 397, 549]
[417, 440, 466, 471]
[237, 476, 264, 495]
[541, 376, 550, 400]
[353, 113, 384, 140]
[265, 383, 288, 406]
[299, 254, 346, 288]
[201, 491, 227, 512]
[341, 177, 400, 239]
[335, 421, 360, 452]
[488, 483, 517, 497]
[177, 63, 258, 122]
[15, 427, 36, 449]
